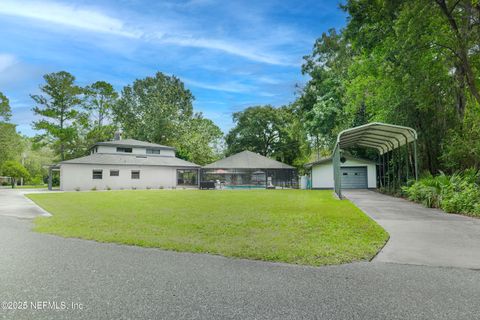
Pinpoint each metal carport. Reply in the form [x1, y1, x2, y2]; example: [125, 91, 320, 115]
[333, 122, 418, 198]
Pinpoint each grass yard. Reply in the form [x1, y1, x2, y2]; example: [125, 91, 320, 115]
[27, 190, 388, 266]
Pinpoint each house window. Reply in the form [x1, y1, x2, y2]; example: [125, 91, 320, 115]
[117, 147, 132, 153]
[131, 170, 140, 179]
[110, 170, 119, 177]
[146, 149, 161, 154]
[92, 170, 103, 179]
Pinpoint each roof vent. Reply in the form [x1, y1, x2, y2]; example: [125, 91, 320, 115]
[113, 131, 122, 141]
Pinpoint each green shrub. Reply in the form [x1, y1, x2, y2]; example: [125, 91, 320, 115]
[29, 174, 44, 185]
[403, 169, 480, 216]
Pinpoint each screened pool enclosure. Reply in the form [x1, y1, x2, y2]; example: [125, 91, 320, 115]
[201, 151, 297, 189]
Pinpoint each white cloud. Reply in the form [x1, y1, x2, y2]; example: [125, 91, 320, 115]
[159, 35, 296, 67]
[0, 53, 17, 72]
[184, 78, 255, 93]
[0, 53, 46, 90]
[0, 0, 140, 38]
[256, 76, 282, 85]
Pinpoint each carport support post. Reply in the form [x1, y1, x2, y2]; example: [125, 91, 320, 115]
[333, 144, 341, 199]
[386, 151, 390, 192]
[382, 153, 386, 188]
[413, 140, 418, 181]
[405, 143, 409, 182]
[393, 148, 396, 192]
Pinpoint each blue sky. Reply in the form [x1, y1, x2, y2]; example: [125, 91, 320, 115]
[0, 0, 346, 136]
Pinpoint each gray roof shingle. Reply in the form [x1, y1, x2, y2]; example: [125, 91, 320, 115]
[95, 139, 175, 150]
[61, 153, 199, 167]
[203, 151, 295, 169]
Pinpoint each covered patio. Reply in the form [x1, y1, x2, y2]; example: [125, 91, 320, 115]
[333, 122, 418, 198]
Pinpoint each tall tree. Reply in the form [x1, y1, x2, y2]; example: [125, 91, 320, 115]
[113, 72, 193, 145]
[0, 91, 12, 121]
[276, 105, 311, 166]
[0, 123, 23, 166]
[81, 81, 119, 148]
[296, 0, 480, 173]
[21, 137, 55, 184]
[434, 0, 480, 107]
[1, 160, 29, 188]
[175, 114, 223, 165]
[112, 72, 224, 164]
[83, 81, 118, 127]
[226, 105, 283, 157]
[299, 29, 350, 153]
[0, 91, 20, 166]
[225, 105, 307, 165]
[31, 71, 83, 161]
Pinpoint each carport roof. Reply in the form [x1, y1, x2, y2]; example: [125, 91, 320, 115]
[336, 122, 417, 154]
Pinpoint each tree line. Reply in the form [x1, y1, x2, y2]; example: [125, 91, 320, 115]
[295, 0, 480, 174]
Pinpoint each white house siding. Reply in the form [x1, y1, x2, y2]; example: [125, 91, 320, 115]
[311, 158, 377, 189]
[311, 163, 334, 189]
[95, 145, 175, 157]
[60, 164, 179, 191]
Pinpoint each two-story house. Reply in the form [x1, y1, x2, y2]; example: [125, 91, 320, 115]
[59, 137, 200, 191]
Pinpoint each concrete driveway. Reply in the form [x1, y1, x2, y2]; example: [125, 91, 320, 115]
[343, 189, 480, 269]
[0, 188, 51, 219]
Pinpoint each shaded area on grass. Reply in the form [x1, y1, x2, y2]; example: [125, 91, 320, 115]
[27, 190, 388, 266]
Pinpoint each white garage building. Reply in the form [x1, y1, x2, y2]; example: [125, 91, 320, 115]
[306, 155, 377, 189]
[59, 138, 200, 191]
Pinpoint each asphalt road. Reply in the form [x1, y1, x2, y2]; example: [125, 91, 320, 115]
[1, 190, 480, 319]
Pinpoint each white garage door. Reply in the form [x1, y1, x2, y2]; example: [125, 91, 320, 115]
[340, 166, 368, 189]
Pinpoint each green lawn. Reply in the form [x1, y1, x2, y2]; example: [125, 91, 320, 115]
[27, 190, 388, 266]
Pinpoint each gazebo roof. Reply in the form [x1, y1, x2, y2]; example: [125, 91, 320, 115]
[203, 151, 294, 169]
